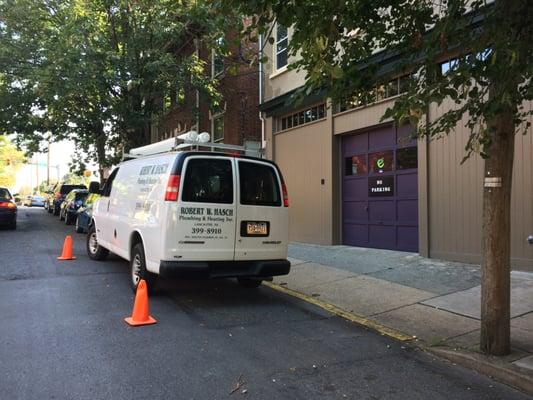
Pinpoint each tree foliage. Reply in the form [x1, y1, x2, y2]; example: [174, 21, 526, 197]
[0, 0, 241, 174]
[230, 0, 532, 158]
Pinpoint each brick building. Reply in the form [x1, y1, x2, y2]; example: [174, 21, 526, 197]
[152, 34, 261, 152]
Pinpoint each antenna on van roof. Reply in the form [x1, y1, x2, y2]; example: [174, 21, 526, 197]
[124, 130, 263, 160]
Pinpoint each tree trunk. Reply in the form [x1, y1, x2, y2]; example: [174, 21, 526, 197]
[480, 106, 515, 356]
[95, 127, 107, 185]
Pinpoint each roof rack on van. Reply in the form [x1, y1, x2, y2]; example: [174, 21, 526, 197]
[124, 131, 262, 160]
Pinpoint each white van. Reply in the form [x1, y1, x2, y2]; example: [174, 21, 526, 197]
[86, 143, 290, 291]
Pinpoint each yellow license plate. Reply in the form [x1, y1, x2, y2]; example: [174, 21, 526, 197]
[247, 222, 268, 235]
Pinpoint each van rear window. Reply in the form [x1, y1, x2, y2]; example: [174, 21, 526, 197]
[239, 161, 281, 207]
[182, 159, 233, 204]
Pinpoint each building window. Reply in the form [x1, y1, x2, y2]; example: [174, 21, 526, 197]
[337, 74, 410, 113]
[212, 37, 225, 78]
[277, 103, 326, 133]
[369, 150, 394, 173]
[275, 24, 288, 70]
[440, 58, 459, 75]
[396, 147, 417, 170]
[212, 114, 224, 143]
[345, 155, 367, 176]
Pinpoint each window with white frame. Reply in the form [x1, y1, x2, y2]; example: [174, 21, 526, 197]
[275, 24, 288, 70]
[212, 114, 224, 143]
[274, 103, 326, 133]
[212, 37, 225, 78]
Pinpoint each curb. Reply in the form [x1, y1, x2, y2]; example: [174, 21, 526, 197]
[265, 281, 533, 396]
[427, 347, 533, 396]
[264, 281, 414, 342]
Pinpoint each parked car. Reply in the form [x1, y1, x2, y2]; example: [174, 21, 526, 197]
[13, 193, 22, 206]
[0, 187, 17, 229]
[44, 185, 56, 211]
[87, 143, 290, 292]
[50, 183, 87, 216]
[59, 189, 89, 225]
[23, 195, 45, 207]
[75, 192, 100, 233]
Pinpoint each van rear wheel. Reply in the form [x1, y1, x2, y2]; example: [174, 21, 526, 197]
[237, 278, 263, 288]
[87, 225, 109, 261]
[130, 242, 158, 294]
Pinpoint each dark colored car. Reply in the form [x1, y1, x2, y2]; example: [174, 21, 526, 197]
[75, 192, 100, 233]
[50, 183, 87, 216]
[0, 187, 17, 229]
[59, 189, 89, 225]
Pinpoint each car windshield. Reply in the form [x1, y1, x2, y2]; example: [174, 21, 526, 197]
[75, 192, 89, 201]
[60, 185, 86, 195]
[0, 188, 12, 200]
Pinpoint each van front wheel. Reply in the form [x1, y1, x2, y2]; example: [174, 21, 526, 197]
[237, 278, 263, 288]
[130, 243, 158, 294]
[87, 225, 109, 261]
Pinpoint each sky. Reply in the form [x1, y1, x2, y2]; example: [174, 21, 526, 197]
[13, 140, 96, 192]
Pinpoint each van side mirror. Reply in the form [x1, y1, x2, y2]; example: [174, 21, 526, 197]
[88, 181, 101, 194]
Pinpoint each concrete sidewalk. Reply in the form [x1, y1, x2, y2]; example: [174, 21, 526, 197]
[273, 243, 533, 393]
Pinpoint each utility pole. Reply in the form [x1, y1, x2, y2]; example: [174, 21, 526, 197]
[36, 154, 39, 193]
[47, 141, 50, 185]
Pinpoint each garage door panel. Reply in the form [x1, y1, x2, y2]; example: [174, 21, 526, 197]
[343, 201, 368, 222]
[342, 125, 418, 252]
[343, 133, 368, 156]
[397, 173, 418, 198]
[369, 200, 395, 221]
[343, 224, 368, 247]
[398, 226, 418, 252]
[343, 178, 367, 200]
[397, 199, 418, 223]
[369, 225, 396, 249]
[369, 127, 396, 150]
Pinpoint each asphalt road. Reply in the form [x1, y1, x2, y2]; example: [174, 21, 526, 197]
[0, 208, 531, 400]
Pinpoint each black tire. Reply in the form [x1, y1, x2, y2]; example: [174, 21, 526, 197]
[75, 216, 84, 233]
[65, 211, 73, 225]
[130, 242, 158, 294]
[47, 203, 53, 213]
[86, 224, 109, 261]
[53, 205, 60, 216]
[237, 278, 263, 288]
[9, 219, 17, 230]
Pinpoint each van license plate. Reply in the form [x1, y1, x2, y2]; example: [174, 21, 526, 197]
[246, 222, 268, 236]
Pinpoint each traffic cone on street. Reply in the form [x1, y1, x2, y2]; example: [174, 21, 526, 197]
[124, 279, 157, 327]
[57, 235, 76, 260]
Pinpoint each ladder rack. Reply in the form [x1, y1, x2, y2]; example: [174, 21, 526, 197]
[124, 136, 261, 160]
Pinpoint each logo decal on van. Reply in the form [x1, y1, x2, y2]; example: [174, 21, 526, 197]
[137, 163, 169, 185]
[179, 207, 234, 240]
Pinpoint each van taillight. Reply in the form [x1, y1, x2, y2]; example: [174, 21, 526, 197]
[165, 174, 181, 201]
[282, 182, 289, 207]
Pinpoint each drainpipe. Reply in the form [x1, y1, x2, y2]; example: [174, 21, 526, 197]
[195, 38, 200, 131]
[259, 34, 266, 158]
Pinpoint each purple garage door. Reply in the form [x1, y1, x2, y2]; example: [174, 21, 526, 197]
[342, 124, 418, 252]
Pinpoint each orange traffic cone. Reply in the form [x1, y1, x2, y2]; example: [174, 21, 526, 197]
[57, 235, 76, 260]
[124, 279, 157, 327]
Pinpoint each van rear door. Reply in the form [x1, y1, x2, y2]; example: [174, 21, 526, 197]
[234, 159, 288, 261]
[175, 156, 237, 261]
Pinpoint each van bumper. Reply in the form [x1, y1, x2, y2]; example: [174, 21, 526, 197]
[159, 259, 290, 279]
